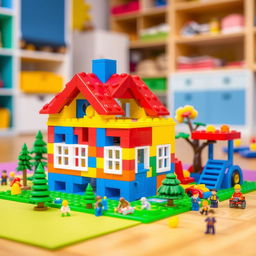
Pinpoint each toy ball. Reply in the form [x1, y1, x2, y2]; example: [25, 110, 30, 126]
[168, 216, 179, 228]
[206, 125, 216, 132]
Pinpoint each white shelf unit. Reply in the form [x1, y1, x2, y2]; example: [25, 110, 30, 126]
[0, 0, 71, 136]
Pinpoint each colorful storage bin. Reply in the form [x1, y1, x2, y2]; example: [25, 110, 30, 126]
[0, 108, 10, 128]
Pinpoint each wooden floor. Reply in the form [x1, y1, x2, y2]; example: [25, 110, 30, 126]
[0, 135, 256, 256]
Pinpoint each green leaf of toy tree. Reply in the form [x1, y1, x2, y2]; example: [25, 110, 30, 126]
[193, 122, 206, 127]
[175, 132, 190, 139]
[84, 184, 96, 207]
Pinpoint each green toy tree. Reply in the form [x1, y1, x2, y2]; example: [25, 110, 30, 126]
[16, 143, 32, 188]
[30, 163, 51, 211]
[158, 173, 185, 207]
[175, 105, 215, 173]
[30, 131, 47, 170]
[84, 183, 96, 209]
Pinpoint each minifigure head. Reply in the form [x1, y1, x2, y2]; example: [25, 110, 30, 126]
[202, 200, 209, 207]
[193, 191, 199, 198]
[96, 196, 102, 202]
[10, 172, 15, 177]
[211, 189, 217, 195]
[62, 200, 68, 206]
[208, 209, 215, 216]
[234, 184, 241, 193]
[140, 197, 146, 203]
[13, 177, 20, 184]
[2, 170, 7, 176]
[103, 196, 107, 200]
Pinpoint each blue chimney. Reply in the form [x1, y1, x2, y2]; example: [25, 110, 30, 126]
[92, 59, 116, 83]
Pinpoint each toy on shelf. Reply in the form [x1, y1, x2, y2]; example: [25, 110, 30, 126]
[9, 172, 15, 184]
[61, 200, 71, 217]
[221, 14, 244, 34]
[191, 191, 200, 211]
[40, 59, 175, 202]
[209, 18, 220, 34]
[1, 170, 8, 185]
[10, 177, 22, 195]
[192, 125, 243, 190]
[111, 0, 139, 15]
[139, 23, 169, 41]
[208, 189, 219, 208]
[205, 209, 216, 235]
[115, 197, 134, 215]
[175, 105, 213, 173]
[20, 71, 63, 94]
[16, 143, 32, 189]
[168, 216, 179, 228]
[140, 197, 151, 210]
[200, 200, 209, 215]
[158, 173, 185, 207]
[30, 163, 51, 211]
[84, 184, 96, 209]
[0, 108, 10, 129]
[229, 184, 246, 209]
[72, 0, 91, 31]
[181, 21, 209, 36]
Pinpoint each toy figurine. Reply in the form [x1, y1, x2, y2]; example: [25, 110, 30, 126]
[205, 209, 216, 235]
[10, 177, 22, 195]
[229, 184, 246, 209]
[140, 197, 151, 210]
[115, 197, 135, 215]
[200, 200, 209, 215]
[95, 196, 104, 217]
[102, 196, 108, 211]
[1, 170, 8, 185]
[191, 191, 200, 211]
[9, 171, 15, 184]
[60, 200, 71, 217]
[208, 189, 219, 208]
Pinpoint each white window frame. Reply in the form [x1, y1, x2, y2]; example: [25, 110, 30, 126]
[135, 146, 150, 173]
[104, 146, 122, 175]
[54, 143, 88, 171]
[156, 144, 171, 173]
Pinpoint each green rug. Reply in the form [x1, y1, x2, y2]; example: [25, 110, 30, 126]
[0, 200, 139, 250]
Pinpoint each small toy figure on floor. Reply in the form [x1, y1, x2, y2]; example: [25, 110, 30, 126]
[95, 196, 104, 217]
[208, 189, 219, 208]
[9, 172, 15, 184]
[10, 177, 22, 195]
[200, 200, 209, 215]
[191, 191, 200, 211]
[232, 184, 243, 199]
[229, 184, 246, 209]
[61, 200, 71, 217]
[140, 197, 151, 210]
[116, 197, 135, 215]
[205, 209, 216, 235]
[1, 170, 8, 185]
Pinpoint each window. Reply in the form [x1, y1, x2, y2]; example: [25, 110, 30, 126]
[135, 146, 149, 173]
[157, 144, 171, 173]
[104, 146, 122, 174]
[54, 143, 88, 171]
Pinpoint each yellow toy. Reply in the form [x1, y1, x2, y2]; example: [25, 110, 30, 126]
[168, 216, 179, 228]
[72, 0, 91, 31]
[9, 172, 15, 184]
[60, 200, 71, 217]
[0, 108, 10, 128]
[11, 178, 22, 195]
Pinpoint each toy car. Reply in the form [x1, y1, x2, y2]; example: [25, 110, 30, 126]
[229, 197, 246, 209]
[117, 206, 135, 215]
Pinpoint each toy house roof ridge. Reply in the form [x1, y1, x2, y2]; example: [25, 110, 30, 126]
[39, 72, 169, 116]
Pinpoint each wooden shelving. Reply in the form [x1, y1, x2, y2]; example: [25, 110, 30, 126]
[19, 50, 66, 62]
[130, 39, 167, 49]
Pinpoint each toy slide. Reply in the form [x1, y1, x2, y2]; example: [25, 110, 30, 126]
[198, 160, 226, 190]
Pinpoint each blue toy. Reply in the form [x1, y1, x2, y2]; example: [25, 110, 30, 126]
[95, 196, 104, 217]
[191, 192, 200, 211]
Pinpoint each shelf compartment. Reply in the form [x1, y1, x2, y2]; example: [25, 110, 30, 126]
[19, 50, 66, 62]
[130, 39, 167, 49]
[0, 55, 13, 89]
[0, 95, 12, 128]
[0, 0, 12, 9]
[0, 14, 13, 48]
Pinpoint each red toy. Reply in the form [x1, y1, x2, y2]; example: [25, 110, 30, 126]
[229, 184, 246, 209]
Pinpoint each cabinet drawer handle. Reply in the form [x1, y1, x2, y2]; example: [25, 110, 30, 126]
[223, 77, 231, 85]
[185, 94, 192, 101]
[185, 79, 192, 86]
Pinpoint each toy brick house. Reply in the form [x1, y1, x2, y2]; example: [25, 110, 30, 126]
[40, 59, 176, 201]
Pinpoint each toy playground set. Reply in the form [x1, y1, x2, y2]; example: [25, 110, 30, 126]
[0, 59, 256, 250]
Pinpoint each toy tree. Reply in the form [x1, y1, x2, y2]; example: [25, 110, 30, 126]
[30, 131, 47, 170]
[16, 143, 32, 188]
[30, 163, 51, 211]
[175, 105, 215, 173]
[84, 183, 96, 209]
[158, 173, 185, 207]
